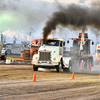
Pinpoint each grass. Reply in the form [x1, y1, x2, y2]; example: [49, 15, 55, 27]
[7, 55, 20, 58]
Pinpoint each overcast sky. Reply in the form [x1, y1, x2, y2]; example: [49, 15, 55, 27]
[0, 0, 91, 39]
[0, 0, 98, 53]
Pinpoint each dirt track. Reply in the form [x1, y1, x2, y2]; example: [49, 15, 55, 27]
[0, 78, 100, 100]
[0, 65, 100, 100]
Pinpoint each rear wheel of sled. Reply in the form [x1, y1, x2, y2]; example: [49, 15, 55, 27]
[86, 59, 92, 71]
[33, 65, 38, 71]
[56, 61, 62, 72]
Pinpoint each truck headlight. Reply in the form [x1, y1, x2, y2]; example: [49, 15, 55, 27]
[54, 58, 59, 61]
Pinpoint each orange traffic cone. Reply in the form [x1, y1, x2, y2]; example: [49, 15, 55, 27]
[15, 58, 16, 62]
[32, 73, 36, 82]
[71, 72, 74, 79]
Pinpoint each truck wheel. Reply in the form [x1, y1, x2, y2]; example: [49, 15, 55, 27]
[33, 65, 38, 71]
[86, 59, 91, 71]
[1, 56, 6, 60]
[6, 49, 11, 55]
[56, 61, 62, 72]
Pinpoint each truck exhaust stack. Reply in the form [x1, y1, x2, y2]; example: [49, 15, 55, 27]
[80, 28, 85, 50]
[53, 30, 56, 38]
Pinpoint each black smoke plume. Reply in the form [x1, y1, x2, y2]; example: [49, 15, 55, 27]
[42, 3, 100, 41]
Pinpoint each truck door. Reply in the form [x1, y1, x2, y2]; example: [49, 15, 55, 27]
[59, 41, 63, 56]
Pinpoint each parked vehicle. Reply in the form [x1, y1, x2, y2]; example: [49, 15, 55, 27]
[5, 42, 29, 55]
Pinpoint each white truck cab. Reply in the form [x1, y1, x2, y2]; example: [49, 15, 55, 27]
[32, 38, 71, 72]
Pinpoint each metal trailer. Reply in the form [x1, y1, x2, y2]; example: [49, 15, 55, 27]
[67, 28, 94, 72]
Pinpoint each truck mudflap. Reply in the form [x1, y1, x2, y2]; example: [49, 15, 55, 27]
[63, 57, 71, 68]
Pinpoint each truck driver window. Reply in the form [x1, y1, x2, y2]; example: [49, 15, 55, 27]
[45, 40, 59, 46]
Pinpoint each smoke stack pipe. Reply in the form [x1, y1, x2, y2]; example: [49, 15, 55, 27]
[53, 30, 56, 38]
[81, 28, 85, 42]
[80, 28, 85, 50]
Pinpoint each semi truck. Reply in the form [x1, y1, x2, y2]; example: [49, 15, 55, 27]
[32, 37, 71, 72]
[32, 28, 94, 72]
[5, 42, 29, 55]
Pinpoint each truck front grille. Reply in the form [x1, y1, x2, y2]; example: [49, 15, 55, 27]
[39, 51, 51, 61]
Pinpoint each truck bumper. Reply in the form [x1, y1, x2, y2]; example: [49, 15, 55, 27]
[32, 60, 59, 69]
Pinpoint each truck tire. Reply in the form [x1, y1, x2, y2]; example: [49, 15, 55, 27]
[56, 61, 62, 72]
[33, 65, 38, 71]
[1, 56, 6, 60]
[6, 49, 11, 55]
[85, 59, 91, 72]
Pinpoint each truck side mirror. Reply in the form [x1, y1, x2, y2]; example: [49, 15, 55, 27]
[36, 40, 38, 44]
[67, 40, 69, 43]
[63, 42, 65, 46]
[92, 42, 94, 45]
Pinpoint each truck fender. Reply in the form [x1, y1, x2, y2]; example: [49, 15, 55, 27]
[62, 57, 71, 68]
[32, 54, 38, 60]
[32, 54, 38, 65]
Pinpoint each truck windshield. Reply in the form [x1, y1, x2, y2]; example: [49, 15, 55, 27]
[45, 40, 59, 46]
[31, 46, 38, 48]
[97, 50, 100, 53]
